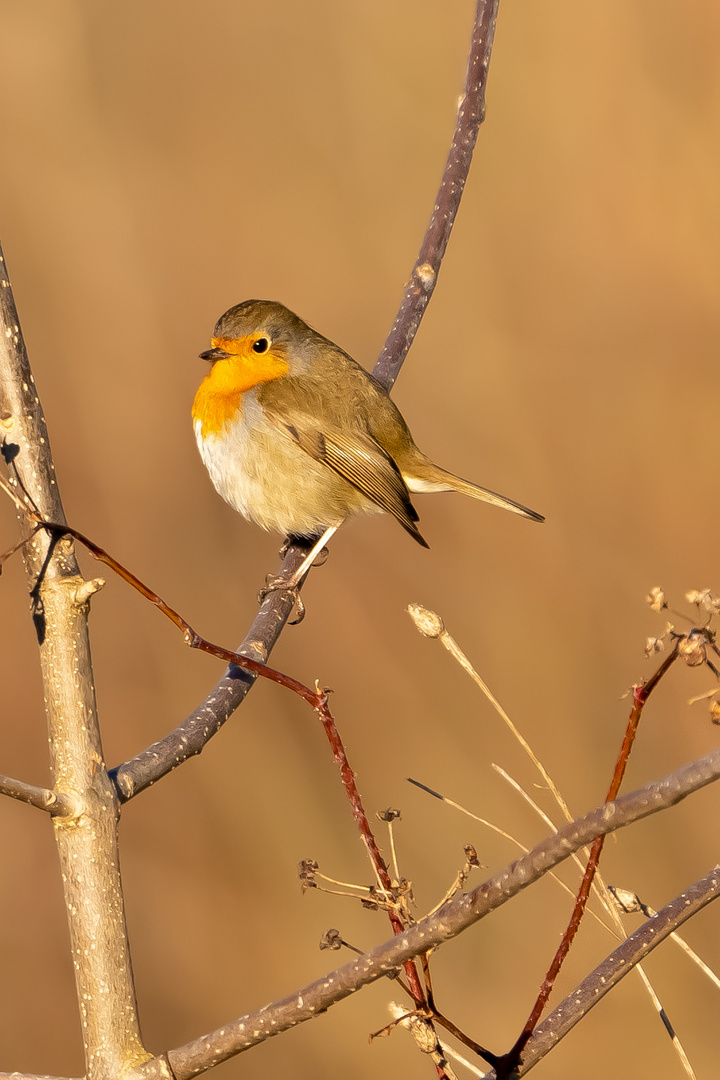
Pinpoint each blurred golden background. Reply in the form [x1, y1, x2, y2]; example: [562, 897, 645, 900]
[1, 2, 719, 1076]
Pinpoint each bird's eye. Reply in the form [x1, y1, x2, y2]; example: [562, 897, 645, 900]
[253, 337, 270, 354]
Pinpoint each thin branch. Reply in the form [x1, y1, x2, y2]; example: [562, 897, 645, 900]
[373, 0, 500, 391]
[0, 772, 77, 816]
[125, 749, 720, 1080]
[0, 500, 324, 706]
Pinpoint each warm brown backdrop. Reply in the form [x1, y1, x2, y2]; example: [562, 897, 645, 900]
[1, 2, 719, 1077]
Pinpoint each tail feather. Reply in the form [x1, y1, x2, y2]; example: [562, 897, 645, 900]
[405, 466, 544, 523]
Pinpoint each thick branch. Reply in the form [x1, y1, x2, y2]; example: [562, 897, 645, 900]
[126, 749, 720, 1079]
[0, 240, 148, 1076]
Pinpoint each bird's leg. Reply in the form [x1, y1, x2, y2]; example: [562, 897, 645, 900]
[288, 525, 338, 584]
[259, 525, 339, 622]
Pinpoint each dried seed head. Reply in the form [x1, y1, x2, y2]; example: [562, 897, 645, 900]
[319, 928, 343, 951]
[464, 844, 481, 867]
[407, 603, 444, 638]
[646, 586, 667, 612]
[608, 885, 642, 914]
[686, 589, 720, 614]
[678, 631, 707, 668]
[298, 859, 319, 891]
[645, 636, 665, 657]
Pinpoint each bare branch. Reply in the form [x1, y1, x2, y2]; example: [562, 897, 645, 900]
[492, 866, 720, 1077]
[0, 772, 77, 816]
[126, 749, 720, 1079]
[0, 240, 149, 1073]
[373, 0, 499, 391]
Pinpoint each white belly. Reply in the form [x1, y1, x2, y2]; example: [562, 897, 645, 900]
[195, 393, 379, 536]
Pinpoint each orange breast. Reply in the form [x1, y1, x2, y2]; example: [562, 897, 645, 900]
[192, 342, 289, 439]
[192, 375, 244, 438]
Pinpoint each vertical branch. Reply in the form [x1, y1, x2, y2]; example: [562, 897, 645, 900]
[373, 0, 499, 391]
[0, 241, 148, 1076]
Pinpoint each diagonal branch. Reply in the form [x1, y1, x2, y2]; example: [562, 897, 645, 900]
[488, 865, 720, 1077]
[125, 748, 720, 1080]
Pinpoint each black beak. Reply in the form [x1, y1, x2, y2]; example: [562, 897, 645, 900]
[199, 347, 231, 362]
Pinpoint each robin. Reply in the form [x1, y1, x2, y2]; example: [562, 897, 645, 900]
[193, 300, 543, 603]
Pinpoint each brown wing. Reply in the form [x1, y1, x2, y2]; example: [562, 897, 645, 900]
[262, 404, 429, 548]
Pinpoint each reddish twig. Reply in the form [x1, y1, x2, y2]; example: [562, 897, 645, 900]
[2, 500, 431, 1003]
[316, 705, 428, 1008]
[0, 507, 322, 704]
[496, 640, 682, 1076]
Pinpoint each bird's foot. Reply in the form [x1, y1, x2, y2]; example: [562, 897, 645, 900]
[263, 529, 336, 624]
[278, 534, 331, 569]
[258, 576, 306, 624]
